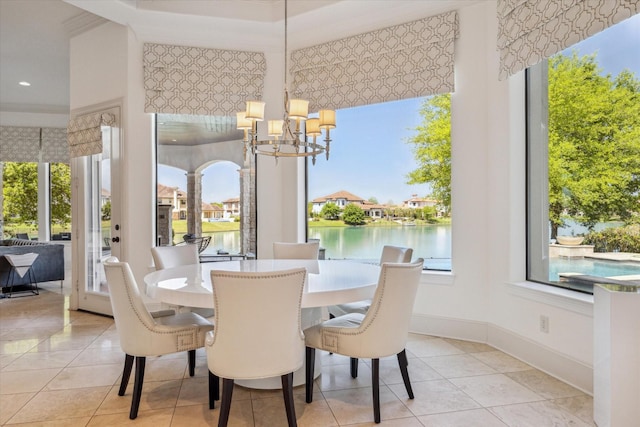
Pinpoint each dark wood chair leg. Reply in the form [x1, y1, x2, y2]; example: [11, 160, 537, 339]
[119, 354, 134, 396]
[350, 357, 358, 378]
[208, 371, 220, 409]
[397, 349, 414, 399]
[372, 358, 380, 423]
[130, 356, 146, 420]
[188, 349, 196, 376]
[305, 347, 315, 403]
[328, 314, 334, 354]
[218, 378, 234, 427]
[281, 372, 297, 427]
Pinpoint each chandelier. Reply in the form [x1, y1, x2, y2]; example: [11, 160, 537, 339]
[236, 0, 336, 164]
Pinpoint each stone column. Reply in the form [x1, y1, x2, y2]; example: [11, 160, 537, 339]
[186, 171, 202, 237]
[239, 158, 256, 256]
[0, 162, 4, 239]
[156, 204, 173, 246]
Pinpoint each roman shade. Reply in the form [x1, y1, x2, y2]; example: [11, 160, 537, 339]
[0, 127, 41, 162]
[67, 112, 115, 158]
[143, 43, 266, 116]
[290, 11, 458, 112]
[497, 0, 640, 80]
[0, 126, 69, 163]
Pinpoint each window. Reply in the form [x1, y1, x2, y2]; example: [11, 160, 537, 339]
[526, 15, 640, 293]
[307, 97, 452, 269]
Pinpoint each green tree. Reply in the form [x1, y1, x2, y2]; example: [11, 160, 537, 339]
[368, 196, 378, 204]
[548, 53, 640, 237]
[101, 200, 111, 221]
[50, 163, 71, 226]
[320, 202, 341, 220]
[342, 203, 366, 225]
[3, 162, 38, 223]
[406, 94, 451, 214]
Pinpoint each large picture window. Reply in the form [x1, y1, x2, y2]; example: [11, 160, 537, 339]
[307, 97, 452, 270]
[526, 15, 640, 293]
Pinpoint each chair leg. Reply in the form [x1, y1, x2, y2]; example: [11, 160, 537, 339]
[218, 378, 234, 427]
[305, 347, 315, 403]
[208, 370, 220, 409]
[119, 354, 134, 396]
[130, 356, 146, 420]
[281, 372, 297, 427]
[397, 349, 414, 399]
[372, 358, 380, 423]
[188, 349, 196, 376]
[350, 357, 358, 378]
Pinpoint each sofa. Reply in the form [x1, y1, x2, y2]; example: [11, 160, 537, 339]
[0, 239, 65, 292]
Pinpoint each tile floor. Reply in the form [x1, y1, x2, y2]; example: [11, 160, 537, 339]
[0, 281, 595, 426]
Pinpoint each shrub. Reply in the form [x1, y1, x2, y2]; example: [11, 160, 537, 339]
[583, 224, 640, 253]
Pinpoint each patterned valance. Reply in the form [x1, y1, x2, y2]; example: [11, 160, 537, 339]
[143, 43, 266, 116]
[290, 11, 458, 112]
[41, 128, 69, 163]
[0, 126, 69, 163]
[497, 0, 640, 80]
[67, 112, 116, 158]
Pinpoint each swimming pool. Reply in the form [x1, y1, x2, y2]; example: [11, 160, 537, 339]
[549, 258, 640, 281]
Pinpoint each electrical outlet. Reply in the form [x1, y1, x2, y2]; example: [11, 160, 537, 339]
[540, 315, 549, 333]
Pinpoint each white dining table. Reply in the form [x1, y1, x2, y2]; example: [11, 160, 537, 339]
[143, 259, 381, 389]
[143, 259, 381, 310]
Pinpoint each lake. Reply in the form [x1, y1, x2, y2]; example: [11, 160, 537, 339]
[203, 224, 453, 269]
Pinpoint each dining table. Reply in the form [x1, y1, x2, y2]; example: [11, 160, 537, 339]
[143, 258, 381, 389]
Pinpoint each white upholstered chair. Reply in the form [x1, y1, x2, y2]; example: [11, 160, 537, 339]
[104, 257, 214, 420]
[328, 245, 413, 318]
[206, 268, 307, 427]
[273, 241, 320, 259]
[304, 259, 424, 424]
[151, 244, 199, 269]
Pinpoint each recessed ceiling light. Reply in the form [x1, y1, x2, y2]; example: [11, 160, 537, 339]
[171, 139, 177, 142]
[19, 81, 31, 86]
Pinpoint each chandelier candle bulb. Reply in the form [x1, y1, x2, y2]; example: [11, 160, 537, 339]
[306, 118, 321, 136]
[268, 120, 284, 138]
[236, 112, 252, 129]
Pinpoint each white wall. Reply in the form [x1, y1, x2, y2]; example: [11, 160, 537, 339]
[68, 0, 595, 392]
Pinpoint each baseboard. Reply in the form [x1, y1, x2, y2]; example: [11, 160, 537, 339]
[410, 313, 593, 394]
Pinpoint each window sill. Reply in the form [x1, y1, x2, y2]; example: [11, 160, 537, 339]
[506, 281, 593, 316]
[421, 270, 455, 286]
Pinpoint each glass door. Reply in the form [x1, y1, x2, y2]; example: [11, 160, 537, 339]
[74, 106, 121, 315]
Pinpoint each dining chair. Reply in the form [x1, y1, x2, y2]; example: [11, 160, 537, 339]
[328, 245, 413, 318]
[273, 241, 320, 259]
[104, 257, 214, 420]
[206, 267, 307, 427]
[151, 244, 199, 269]
[304, 258, 424, 424]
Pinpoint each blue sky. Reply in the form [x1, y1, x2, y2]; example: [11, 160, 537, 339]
[159, 13, 639, 205]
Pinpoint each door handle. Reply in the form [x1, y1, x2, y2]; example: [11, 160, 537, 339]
[111, 236, 120, 243]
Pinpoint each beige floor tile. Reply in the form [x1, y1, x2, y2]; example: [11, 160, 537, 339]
[422, 354, 498, 379]
[552, 395, 596, 426]
[417, 408, 508, 426]
[2, 349, 81, 371]
[6, 386, 110, 424]
[252, 392, 338, 427]
[379, 356, 443, 385]
[144, 357, 189, 382]
[97, 379, 182, 415]
[346, 417, 426, 427]
[505, 369, 585, 399]
[323, 385, 413, 425]
[489, 400, 593, 426]
[471, 350, 531, 372]
[4, 417, 93, 426]
[44, 363, 122, 390]
[177, 375, 210, 407]
[405, 338, 465, 358]
[0, 353, 20, 368]
[450, 374, 544, 407]
[316, 362, 372, 392]
[0, 367, 61, 394]
[68, 347, 125, 367]
[0, 392, 34, 424]
[389, 379, 480, 416]
[441, 338, 496, 354]
[35, 334, 99, 352]
[88, 407, 174, 426]
[0, 339, 40, 355]
[172, 403, 221, 427]
[318, 350, 353, 366]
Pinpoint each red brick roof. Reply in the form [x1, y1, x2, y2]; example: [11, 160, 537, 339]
[311, 190, 364, 203]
